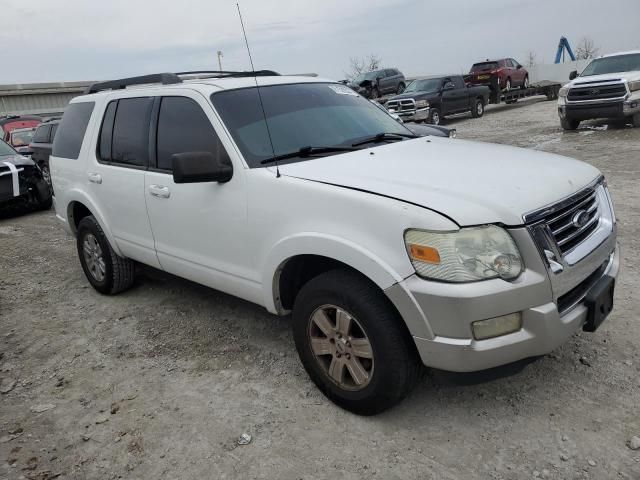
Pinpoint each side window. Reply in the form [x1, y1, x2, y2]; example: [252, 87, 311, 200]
[452, 76, 465, 89]
[50, 124, 58, 142]
[156, 96, 230, 171]
[111, 97, 153, 167]
[33, 125, 51, 143]
[51, 101, 94, 159]
[385, 69, 394, 77]
[97, 101, 117, 162]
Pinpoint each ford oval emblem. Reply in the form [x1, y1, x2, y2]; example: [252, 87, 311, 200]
[572, 210, 590, 228]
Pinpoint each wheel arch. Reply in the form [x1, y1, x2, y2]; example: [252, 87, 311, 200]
[64, 191, 123, 256]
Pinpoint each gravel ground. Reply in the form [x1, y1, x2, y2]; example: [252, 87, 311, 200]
[1, 98, 639, 480]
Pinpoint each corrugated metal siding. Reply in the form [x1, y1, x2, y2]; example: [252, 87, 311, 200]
[0, 82, 92, 117]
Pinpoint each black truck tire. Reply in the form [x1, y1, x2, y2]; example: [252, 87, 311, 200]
[471, 98, 484, 118]
[292, 269, 421, 415]
[370, 86, 379, 99]
[428, 108, 441, 125]
[76, 215, 136, 295]
[561, 118, 580, 130]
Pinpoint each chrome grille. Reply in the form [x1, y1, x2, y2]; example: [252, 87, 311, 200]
[546, 190, 600, 255]
[567, 82, 627, 102]
[386, 99, 416, 113]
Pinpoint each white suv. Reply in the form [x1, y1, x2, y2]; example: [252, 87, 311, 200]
[51, 71, 619, 414]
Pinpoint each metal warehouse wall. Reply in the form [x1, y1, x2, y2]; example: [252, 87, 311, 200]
[0, 82, 92, 118]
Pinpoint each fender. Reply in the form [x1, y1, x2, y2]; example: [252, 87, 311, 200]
[261, 231, 410, 314]
[63, 188, 124, 257]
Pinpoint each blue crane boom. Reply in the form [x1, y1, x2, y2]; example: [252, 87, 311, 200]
[555, 36, 576, 63]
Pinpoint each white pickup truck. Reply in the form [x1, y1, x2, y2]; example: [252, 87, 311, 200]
[50, 71, 618, 414]
[558, 50, 640, 129]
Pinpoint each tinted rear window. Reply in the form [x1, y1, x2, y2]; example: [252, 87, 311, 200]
[52, 102, 95, 159]
[471, 62, 498, 72]
[111, 97, 153, 166]
[33, 125, 51, 143]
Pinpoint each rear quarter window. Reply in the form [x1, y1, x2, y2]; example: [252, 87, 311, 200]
[52, 102, 95, 159]
[32, 125, 52, 143]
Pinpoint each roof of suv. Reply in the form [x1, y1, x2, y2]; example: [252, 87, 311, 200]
[77, 74, 335, 102]
[601, 50, 640, 58]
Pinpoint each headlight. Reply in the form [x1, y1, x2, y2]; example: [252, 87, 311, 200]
[558, 86, 569, 98]
[415, 99, 429, 108]
[629, 80, 640, 92]
[404, 226, 523, 282]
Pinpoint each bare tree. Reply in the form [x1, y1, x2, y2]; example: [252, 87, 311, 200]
[525, 50, 537, 67]
[346, 54, 382, 80]
[575, 37, 600, 60]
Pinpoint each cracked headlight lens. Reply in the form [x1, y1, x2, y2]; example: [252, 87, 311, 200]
[404, 226, 523, 282]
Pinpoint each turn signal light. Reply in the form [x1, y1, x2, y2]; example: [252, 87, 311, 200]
[408, 244, 440, 264]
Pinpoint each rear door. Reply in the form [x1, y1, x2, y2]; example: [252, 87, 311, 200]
[89, 96, 160, 268]
[143, 92, 250, 295]
[441, 77, 467, 114]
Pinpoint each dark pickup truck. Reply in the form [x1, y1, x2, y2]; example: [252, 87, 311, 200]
[385, 75, 490, 125]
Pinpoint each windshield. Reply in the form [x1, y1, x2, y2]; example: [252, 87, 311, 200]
[10, 130, 34, 146]
[211, 83, 411, 167]
[352, 71, 379, 83]
[0, 140, 17, 156]
[404, 78, 442, 93]
[580, 53, 640, 76]
[471, 62, 498, 72]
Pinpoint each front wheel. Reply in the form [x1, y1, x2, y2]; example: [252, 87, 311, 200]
[428, 108, 441, 125]
[77, 215, 136, 294]
[560, 118, 580, 130]
[471, 99, 484, 118]
[292, 269, 420, 415]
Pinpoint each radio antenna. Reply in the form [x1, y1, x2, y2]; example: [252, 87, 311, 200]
[236, 3, 279, 177]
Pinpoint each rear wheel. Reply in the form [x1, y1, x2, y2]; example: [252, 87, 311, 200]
[504, 78, 512, 92]
[370, 86, 379, 99]
[292, 269, 420, 415]
[76, 215, 135, 294]
[522, 75, 529, 89]
[428, 108, 441, 125]
[560, 118, 580, 130]
[471, 98, 484, 118]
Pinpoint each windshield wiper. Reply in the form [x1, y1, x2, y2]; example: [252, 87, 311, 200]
[351, 132, 418, 147]
[260, 145, 359, 165]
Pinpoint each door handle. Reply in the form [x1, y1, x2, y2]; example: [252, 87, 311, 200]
[88, 172, 102, 184]
[149, 184, 170, 199]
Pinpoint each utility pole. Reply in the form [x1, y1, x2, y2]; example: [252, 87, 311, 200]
[217, 50, 224, 71]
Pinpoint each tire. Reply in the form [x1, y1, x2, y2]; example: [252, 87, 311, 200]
[522, 75, 529, 89]
[397, 82, 406, 94]
[471, 98, 484, 118]
[76, 215, 135, 295]
[560, 118, 580, 130]
[38, 195, 52, 211]
[428, 108, 441, 125]
[504, 78, 511, 92]
[632, 113, 640, 128]
[292, 269, 420, 415]
[40, 164, 51, 186]
[370, 86, 379, 99]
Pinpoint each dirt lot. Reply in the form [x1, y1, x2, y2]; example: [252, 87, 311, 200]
[1, 98, 639, 480]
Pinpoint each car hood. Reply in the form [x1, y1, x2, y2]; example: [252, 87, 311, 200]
[0, 154, 34, 168]
[388, 91, 437, 101]
[277, 137, 601, 227]
[572, 71, 640, 85]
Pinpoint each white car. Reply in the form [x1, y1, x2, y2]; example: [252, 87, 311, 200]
[558, 50, 640, 129]
[51, 71, 619, 414]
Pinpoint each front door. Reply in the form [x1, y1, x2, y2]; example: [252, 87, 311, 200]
[143, 93, 251, 298]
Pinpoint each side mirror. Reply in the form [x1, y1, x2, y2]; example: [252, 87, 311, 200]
[516, 64, 522, 70]
[376, 76, 383, 81]
[443, 82, 455, 90]
[172, 151, 233, 184]
[569, 70, 578, 80]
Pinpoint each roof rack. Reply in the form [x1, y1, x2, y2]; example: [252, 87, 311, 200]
[84, 70, 281, 94]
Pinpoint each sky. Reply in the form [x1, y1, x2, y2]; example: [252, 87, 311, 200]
[1, 0, 639, 84]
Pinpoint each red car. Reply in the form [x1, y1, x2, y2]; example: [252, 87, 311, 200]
[467, 58, 529, 91]
[0, 115, 42, 143]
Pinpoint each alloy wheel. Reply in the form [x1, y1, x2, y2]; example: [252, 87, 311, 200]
[307, 305, 374, 391]
[83, 233, 106, 282]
